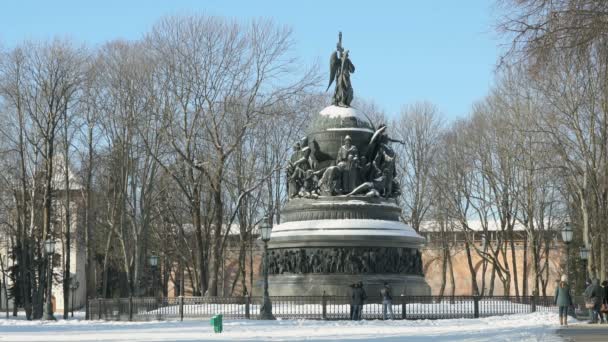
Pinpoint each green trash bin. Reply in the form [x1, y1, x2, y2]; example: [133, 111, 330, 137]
[211, 314, 223, 333]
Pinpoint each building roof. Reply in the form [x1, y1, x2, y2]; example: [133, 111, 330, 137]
[418, 219, 557, 233]
[51, 155, 83, 191]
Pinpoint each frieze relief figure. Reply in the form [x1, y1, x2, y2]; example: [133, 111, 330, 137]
[268, 247, 423, 275]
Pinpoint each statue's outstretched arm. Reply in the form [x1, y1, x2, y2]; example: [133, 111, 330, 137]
[344, 182, 373, 197]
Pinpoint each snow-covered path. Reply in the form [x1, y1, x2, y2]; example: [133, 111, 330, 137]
[0, 312, 565, 341]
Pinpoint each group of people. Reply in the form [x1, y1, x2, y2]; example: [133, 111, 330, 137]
[348, 276, 608, 324]
[349, 282, 395, 321]
[554, 274, 608, 326]
[583, 278, 608, 324]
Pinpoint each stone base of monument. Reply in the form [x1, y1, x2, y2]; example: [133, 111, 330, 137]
[252, 196, 431, 297]
[263, 273, 430, 297]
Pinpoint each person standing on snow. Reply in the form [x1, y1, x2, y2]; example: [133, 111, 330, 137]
[554, 275, 573, 326]
[381, 282, 395, 320]
[584, 278, 604, 324]
[349, 283, 357, 320]
[351, 282, 366, 320]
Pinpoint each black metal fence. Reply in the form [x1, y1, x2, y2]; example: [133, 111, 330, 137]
[88, 295, 557, 321]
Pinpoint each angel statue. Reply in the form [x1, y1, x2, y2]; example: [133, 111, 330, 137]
[327, 32, 355, 107]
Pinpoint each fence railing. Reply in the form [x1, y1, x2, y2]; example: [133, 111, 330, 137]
[88, 295, 557, 321]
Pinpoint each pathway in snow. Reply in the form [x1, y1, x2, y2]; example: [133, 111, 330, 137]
[558, 323, 608, 341]
[0, 312, 565, 341]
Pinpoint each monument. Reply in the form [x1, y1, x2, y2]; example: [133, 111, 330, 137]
[266, 32, 430, 296]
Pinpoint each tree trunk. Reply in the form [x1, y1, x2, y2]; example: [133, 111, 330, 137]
[191, 189, 205, 296]
[41, 127, 56, 317]
[522, 235, 528, 297]
[84, 122, 95, 318]
[509, 230, 519, 298]
[530, 232, 541, 295]
[542, 237, 551, 297]
[464, 240, 479, 296]
[63, 115, 71, 319]
[101, 230, 113, 298]
[447, 249, 456, 297]
[438, 249, 448, 298]
[488, 264, 496, 296]
[207, 177, 224, 297]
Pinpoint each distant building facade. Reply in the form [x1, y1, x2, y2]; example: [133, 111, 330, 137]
[161, 220, 564, 298]
[0, 157, 87, 313]
[420, 229, 563, 297]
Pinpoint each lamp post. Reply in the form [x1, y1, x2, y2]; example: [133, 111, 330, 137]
[148, 255, 159, 297]
[561, 223, 573, 280]
[43, 238, 56, 320]
[70, 277, 80, 318]
[560, 223, 574, 317]
[1, 237, 9, 319]
[579, 247, 589, 286]
[259, 216, 275, 320]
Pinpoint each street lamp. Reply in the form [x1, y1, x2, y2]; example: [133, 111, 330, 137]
[148, 255, 159, 297]
[579, 247, 589, 260]
[43, 238, 56, 320]
[259, 216, 275, 320]
[148, 255, 161, 318]
[70, 277, 80, 318]
[561, 223, 573, 279]
[579, 247, 589, 285]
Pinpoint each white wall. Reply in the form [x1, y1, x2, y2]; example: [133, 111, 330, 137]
[51, 200, 87, 312]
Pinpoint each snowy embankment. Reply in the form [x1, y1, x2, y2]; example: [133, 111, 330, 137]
[0, 312, 566, 341]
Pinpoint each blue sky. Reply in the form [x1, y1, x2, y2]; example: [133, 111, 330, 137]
[0, 0, 503, 119]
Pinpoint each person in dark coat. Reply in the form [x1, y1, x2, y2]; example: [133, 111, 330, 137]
[349, 283, 356, 320]
[357, 281, 367, 320]
[554, 275, 573, 326]
[381, 282, 395, 320]
[602, 280, 608, 324]
[584, 278, 604, 324]
[351, 281, 366, 320]
[351, 283, 361, 320]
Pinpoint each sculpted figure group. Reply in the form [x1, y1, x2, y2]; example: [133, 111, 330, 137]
[287, 125, 403, 200]
[285, 32, 404, 199]
[287, 137, 322, 199]
[267, 247, 423, 276]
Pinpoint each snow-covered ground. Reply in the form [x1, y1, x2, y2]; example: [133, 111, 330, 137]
[0, 311, 568, 341]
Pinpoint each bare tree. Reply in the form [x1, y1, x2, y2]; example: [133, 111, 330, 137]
[95, 40, 161, 297]
[498, 0, 608, 281]
[0, 40, 85, 318]
[498, 0, 608, 70]
[145, 15, 318, 296]
[395, 102, 441, 232]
